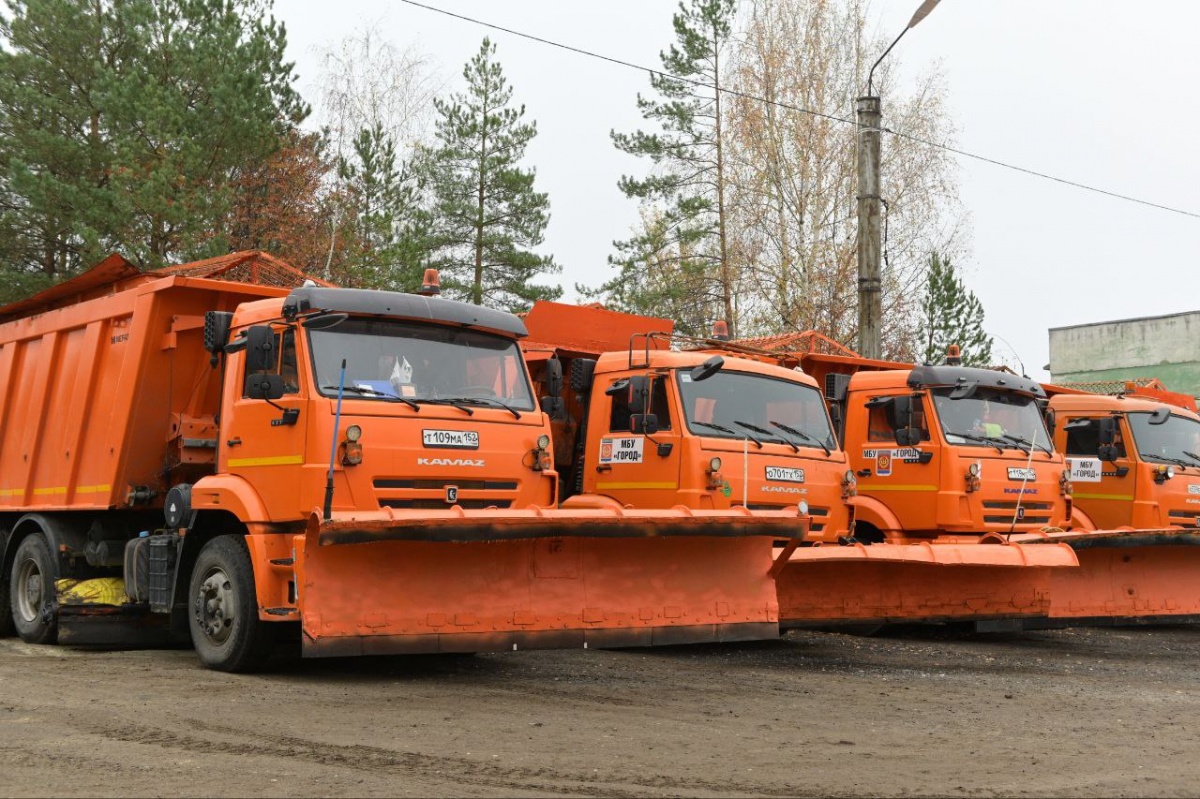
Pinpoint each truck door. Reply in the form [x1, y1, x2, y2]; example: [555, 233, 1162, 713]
[1063, 414, 1133, 529]
[851, 392, 939, 534]
[591, 375, 681, 507]
[221, 327, 310, 520]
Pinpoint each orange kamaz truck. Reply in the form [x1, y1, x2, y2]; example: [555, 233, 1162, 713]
[1046, 384, 1200, 531]
[523, 309, 1075, 631]
[751, 336, 1200, 627]
[0, 254, 803, 670]
[521, 303, 854, 538]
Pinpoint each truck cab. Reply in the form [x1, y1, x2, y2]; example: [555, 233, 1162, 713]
[1048, 393, 1200, 530]
[837, 365, 1070, 540]
[547, 347, 853, 542]
[208, 285, 557, 526]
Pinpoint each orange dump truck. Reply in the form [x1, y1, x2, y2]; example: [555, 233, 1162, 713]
[0, 255, 802, 670]
[523, 309, 1074, 631]
[521, 303, 854, 538]
[1031, 382, 1200, 623]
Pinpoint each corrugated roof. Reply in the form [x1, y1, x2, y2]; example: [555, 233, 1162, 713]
[154, 250, 332, 288]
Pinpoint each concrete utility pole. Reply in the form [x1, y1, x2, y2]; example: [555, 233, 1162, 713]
[855, 96, 883, 360]
[857, 0, 941, 360]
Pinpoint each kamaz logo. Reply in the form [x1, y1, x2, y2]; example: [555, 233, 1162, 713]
[417, 457, 485, 467]
[763, 486, 807, 494]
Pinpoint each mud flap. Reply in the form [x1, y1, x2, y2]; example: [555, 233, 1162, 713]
[775, 540, 1078, 628]
[294, 507, 797, 657]
[1018, 530, 1200, 624]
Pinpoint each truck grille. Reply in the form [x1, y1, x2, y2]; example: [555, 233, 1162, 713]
[373, 478, 518, 511]
[1166, 510, 1200, 528]
[981, 501, 1053, 526]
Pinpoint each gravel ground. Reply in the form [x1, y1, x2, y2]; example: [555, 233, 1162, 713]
[0, 625, 1197, 797]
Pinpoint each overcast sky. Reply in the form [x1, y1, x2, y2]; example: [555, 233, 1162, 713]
[280, 1, 1200, 382]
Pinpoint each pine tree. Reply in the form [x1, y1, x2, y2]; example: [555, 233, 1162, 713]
[0, 0, 307, 287]
[919, 253, 994, 367]
[336, 123, 428, 290]
[422, 37, 559, 311]
[590, 0, 738, 336]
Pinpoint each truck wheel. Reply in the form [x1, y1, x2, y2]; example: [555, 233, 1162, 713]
[10, 534, 58, 644]
[188, 536, 271, 672]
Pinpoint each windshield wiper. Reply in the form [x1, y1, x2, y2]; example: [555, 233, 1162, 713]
[1183, 450, 1200, 467]
[1141, 452, 1194, 469]
[414, 397, 474, 416]
[770, 420, 831, 456]
[999, 433, 1053, 458]
[321, 384, 420, 411]
[944, 430, 1004, 453]
[442, 396, 521, 419]
[691, 419, 744, 439]
[733, 420, 783, 451]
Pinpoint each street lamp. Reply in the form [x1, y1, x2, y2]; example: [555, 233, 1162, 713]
[856, 0, 941, 359]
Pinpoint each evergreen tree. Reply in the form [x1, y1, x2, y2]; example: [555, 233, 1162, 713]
[336, 123, 428, 290]
[589, 0, 738, 335]
[0, 0, 306, 288]
[422, 37, 559, 311]
[919, 253, 994, 367]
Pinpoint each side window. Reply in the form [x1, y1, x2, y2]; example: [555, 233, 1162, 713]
[867, 397, 930, 442]
[243, 330, 299, 398]
[608, 377, 672, 432]
[867, 403, 896, 442]
[1065, 418, 1099, 456]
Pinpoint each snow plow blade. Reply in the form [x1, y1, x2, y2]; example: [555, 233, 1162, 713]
[295, 506, 803, 657]
[775, 538, 1078, 629]
[1012, 529, 1200, 625]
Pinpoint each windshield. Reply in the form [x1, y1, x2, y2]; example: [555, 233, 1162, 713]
[1127, 411, 1200, 467]
[308, 317, 535, 410]
[676, 370, 836, 451]
[932, 387, 1051, 451]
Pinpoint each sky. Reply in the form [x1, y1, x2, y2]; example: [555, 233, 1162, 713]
[279, 0, 1200, 382]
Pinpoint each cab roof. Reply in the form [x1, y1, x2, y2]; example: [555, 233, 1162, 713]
[282, 287, 528, 338]
[593, 348, 820, 389]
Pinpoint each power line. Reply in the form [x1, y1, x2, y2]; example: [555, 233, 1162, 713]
[396, 0, 1200, 221]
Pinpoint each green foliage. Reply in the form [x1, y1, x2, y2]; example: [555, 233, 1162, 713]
[0, 0, 306, 296]
[596, 0, 737, 331]
[420, 37, 559, 312]
[919, 253, 994, 367]
[337, 123, 428, 291]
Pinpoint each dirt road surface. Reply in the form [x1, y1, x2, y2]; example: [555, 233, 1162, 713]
[0, 625, 1197, 797]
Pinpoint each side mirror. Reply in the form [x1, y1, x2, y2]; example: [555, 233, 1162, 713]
[540, 396, 566, 419]
[895, 427, 922, 447]
[631, 413, 659, 435]
[544, 357, 564, 397]
[1097, 444, 1119, 463]
[690, 355, 724, 382]
[244, 326, 277, 372]
[247, 373, 285, 400]
[892, 395, 914, 428]
[1097, 417, 1117, 446]
[627, 375, 651, 415]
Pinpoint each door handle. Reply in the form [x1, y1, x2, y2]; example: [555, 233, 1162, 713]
[227, 437, 242, 447]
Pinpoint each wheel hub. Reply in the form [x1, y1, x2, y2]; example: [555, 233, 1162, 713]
[194, 569, 235, 645]
[15, 558, 43, 624]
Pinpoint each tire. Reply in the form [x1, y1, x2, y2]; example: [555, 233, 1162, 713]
[0, 560, 15, 639]
[188, 536, 272, 672]
[10, 533, 58, 644]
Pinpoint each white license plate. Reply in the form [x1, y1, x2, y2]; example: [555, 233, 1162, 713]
[422, 429, 480, 449]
